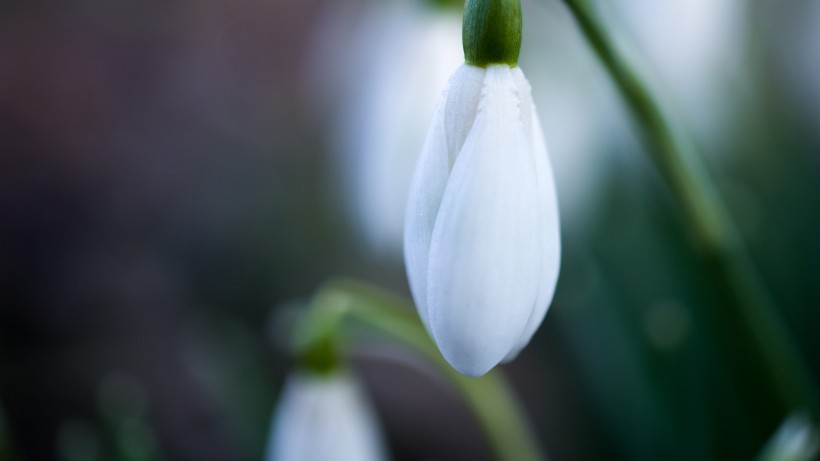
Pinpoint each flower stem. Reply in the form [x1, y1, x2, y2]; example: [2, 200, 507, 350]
[560, 0, 819, 415]
[295, 278, 547, 461]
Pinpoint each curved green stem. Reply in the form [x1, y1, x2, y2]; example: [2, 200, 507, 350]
[560, 0, 819, 415]
[294, 278, 546, 461]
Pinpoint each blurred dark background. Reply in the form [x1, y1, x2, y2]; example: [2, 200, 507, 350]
[1, 0, 819, 460]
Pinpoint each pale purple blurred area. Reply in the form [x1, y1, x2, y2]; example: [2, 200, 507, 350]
[0, 0, 326, 459]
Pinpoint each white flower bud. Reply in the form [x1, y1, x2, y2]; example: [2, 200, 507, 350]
[265, 371, 388, 461]
[404, 63, 561, 378]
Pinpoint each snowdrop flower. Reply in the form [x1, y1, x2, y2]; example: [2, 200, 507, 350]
[404, 0, 560, 377]
[265, 371, 388, 461]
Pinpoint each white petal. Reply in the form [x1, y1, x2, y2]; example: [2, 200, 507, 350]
[266, 372, 388, 461]
[443, 65, 485, 166]
[403, 93, 449, 332]
[503, 71, 562, 361]
[511, 67, 533, 136]
[426, 65, 543, 377]
[404, 65, 485, 332]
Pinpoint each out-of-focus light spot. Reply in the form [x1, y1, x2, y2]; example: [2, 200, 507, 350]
[56, 420, 100, 461]
[97, 372, 148, 423]
[643, 301, 691, 351]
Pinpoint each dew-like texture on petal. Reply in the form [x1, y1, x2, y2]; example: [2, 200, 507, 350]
[503, 74, 562, 361]
[404, 65, 485, 331]
[511, 68, 533, 136]
[426, 65, 543, 377]
[266, 372, 387, 461]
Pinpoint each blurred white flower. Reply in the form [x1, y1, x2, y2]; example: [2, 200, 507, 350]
[265, 371, 388, 461]
[309, 1, 462, 258]
[404, 64, 561, 378]
[757, 413, 819, 461]
[774, 1, 820, 125]
[603, 0, 746, 143]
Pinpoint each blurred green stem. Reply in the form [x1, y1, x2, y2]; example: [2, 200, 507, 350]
[0, 404, 15, 461]
[295, 279, 546, 461]
[560, 0, 819, 415]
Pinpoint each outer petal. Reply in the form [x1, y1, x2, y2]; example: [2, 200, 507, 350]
[443, 65, 485, 166]
[503, 68, 562, 361]
[404, 65, 485, 331]
[426, 65, 543, 377]
[266, 372, 388, 461]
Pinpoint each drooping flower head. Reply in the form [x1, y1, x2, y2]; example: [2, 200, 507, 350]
[404, 0, 561, 377]
[265, 371, 388, 461]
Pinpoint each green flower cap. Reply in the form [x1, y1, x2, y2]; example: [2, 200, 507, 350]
[462, 0, 522, 67]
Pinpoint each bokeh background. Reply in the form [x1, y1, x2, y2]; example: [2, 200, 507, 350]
[1, 0, 819, 460]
